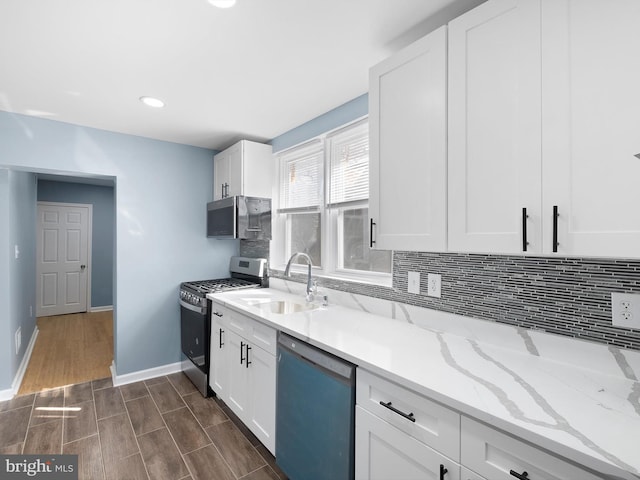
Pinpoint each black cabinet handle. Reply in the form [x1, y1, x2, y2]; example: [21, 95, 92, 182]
[213, 311, 223, 317]
[552, 205, 559, 252]
[240, 341, 246, 364]
[510, 470, 530, 480]
[522, 207, 528, 252]
[218, 328, 224, 348]
[439, 464, 448, 480]
[379, 401, 415, 422]
[245, 344, 252, 368]
[370, 218, 376, 248]
[221, 183, 225, 198]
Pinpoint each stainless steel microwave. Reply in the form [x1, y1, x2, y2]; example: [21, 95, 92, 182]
[207, 196, 272, 240]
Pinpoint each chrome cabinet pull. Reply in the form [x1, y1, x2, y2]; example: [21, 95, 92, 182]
[379, 401, 415, 422]
[218, 328, 224, 348]
[510, 470, 530, 480]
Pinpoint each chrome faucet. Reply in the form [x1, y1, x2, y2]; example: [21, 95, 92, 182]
[284, 252, 315, 302]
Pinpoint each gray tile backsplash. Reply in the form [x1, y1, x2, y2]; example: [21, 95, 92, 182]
[272, 250, 640, 351]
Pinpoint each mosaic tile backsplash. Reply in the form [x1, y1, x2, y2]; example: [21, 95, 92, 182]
[243, 239, 640, 351]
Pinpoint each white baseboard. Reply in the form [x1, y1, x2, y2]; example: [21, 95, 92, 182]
[90, 305, 113, 313]
[110, 360, 182, 387]
[0, 326, 39, 401]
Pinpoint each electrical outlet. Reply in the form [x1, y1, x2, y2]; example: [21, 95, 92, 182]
[408, 272, 420, 294]
[612, 293, 640, 329]
[427, 273, 441, 298]
[15, 327, 21, 354]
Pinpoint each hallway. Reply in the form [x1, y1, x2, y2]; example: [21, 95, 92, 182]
[19, 311, 113, 395]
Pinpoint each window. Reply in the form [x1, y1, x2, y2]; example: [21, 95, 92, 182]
[275, 118, 391, 283]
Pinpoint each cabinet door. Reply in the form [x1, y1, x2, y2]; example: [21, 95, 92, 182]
[355, 406, 460, 480]
[448, 0, 542, 254]
[541, 0, 640, 257]
[213, 149, 230, 200]
[246, 345, 276, 454]
[225, 330, 249, 419]
[209, 314, 229, 400]
[369, 26, 447, 252]
[225, 142, 243, 198]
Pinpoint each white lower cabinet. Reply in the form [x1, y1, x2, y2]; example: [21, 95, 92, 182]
[460, 417, 602, 480]
[356, 406, 460, 480]
[355, 369, 461, 480]
[209, 302, 276, 454]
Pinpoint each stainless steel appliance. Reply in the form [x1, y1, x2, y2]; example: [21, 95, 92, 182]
[207, 195, 272, 239]
[179, 256, 267, 396]
[276, 332, 356, 480]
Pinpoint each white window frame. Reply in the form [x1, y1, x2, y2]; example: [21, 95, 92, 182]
[272, 117, 392, 287]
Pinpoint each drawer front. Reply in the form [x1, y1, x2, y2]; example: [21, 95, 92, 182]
[461, 417, 602, 480]
[249, 319, 277, 355]
[225, 307, 249, 336]
[357, 369, 460, 461]
[356, 406, 461, 480]
[211, 301, 230, 328]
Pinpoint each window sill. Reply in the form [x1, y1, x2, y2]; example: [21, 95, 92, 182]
[270, 266, 392, 289]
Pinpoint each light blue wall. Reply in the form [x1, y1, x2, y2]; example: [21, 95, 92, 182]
[37, 180, 115, 308]
[270, 94, 368, 152]
[0, 170, 11, 388]
[0, 111, 238, 385]
[0, 169, 37, 390]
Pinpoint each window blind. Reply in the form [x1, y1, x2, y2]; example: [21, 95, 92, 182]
[328, 120, 369, 206]
[279, 140, 323, 211]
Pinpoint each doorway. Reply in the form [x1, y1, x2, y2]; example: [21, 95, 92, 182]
[19, 175, 116, 394]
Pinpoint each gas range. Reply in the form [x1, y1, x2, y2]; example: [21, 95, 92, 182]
[179, 256, 267, 397]
[180, 257, 268, 307]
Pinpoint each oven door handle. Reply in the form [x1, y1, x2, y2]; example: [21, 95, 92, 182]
[179, 299, 205, 315]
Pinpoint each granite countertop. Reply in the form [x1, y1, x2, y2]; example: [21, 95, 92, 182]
[207, 286, 640, 480]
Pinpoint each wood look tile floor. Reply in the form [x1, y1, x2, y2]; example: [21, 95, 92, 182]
[0, 373, 287, 480]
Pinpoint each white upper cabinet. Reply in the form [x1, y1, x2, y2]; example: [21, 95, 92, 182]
[213, 140, 274, 200]
[369, 26, 447, 252]
[448, 0, 640, 257]
[541, 0, 640, 257]
[448, 0, 542, 254]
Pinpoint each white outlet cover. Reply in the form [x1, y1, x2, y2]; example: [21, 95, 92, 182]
[427, 273, 441, 298]
[611, 292, 640, 329]
[408, 272, 420, 294]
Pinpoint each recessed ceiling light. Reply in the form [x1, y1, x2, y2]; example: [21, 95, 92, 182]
[139, 96, 165, 108]
[208, 0, 236, 8]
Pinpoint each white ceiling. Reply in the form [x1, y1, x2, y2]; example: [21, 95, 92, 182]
[0, 0, 485, 151]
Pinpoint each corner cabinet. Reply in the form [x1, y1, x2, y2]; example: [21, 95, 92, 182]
[368, 26, 447, 252]
[213, 140, 274, 201]
[209, 300, 277, 454]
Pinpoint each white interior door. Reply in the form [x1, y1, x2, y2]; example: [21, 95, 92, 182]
[36, 202, 91, 317]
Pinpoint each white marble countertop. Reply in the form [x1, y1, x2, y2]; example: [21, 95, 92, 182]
[207, 286, 640, 480]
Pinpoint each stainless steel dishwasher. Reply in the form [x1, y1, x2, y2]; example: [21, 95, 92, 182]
[276, 332, 356, 480]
